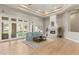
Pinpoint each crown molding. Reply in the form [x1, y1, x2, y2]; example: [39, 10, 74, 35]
[17, 4, 72, 17]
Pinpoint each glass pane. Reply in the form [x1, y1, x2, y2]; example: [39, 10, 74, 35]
[11, 18, 16, 21]
[2, 22, 9, 34]
[2, 22, 9, 39]
[17, 22, 23, 38]
[23, 22, 27, 38]
[2, 17, 8, 20]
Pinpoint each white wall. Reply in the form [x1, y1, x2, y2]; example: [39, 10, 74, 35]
[48, 15, 58, 39]
[63, 12, 79, 42]
[0, 5, 43, 40]
[43, 15, 58, 39]
[56, 14, 64, 28]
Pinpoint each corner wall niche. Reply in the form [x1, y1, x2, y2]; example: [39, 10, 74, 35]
[69, 10, 79, 32]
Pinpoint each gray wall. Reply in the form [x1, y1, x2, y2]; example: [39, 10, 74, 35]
[43, 17, 50, 34]
[70, 12, 79, 32]
[56, 13, 64, 28]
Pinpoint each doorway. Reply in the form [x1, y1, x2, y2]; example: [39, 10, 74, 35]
[11, 23, 16, 38]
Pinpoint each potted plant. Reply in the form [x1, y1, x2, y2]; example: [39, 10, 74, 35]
[57, 27, 63, 38]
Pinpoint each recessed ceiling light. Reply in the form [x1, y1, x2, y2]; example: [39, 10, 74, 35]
[20, 5, 28, 8]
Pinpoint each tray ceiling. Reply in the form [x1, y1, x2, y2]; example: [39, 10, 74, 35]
[4, 4, 73, 17]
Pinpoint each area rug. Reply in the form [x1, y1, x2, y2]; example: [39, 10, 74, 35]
[23, 39, 54, 49]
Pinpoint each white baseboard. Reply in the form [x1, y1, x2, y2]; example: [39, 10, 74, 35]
[65, 37, 79, 43]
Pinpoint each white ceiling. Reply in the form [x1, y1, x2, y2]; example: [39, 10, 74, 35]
[25, 4, 63, 11]
[4, 4, 73, 17]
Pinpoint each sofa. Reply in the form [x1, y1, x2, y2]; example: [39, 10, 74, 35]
[26, 32, 46, 42]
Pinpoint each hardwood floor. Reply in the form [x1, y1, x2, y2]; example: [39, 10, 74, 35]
[0, 38, 79, 55]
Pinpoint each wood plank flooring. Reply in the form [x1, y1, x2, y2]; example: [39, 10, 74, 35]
[0, 38, 79, 55]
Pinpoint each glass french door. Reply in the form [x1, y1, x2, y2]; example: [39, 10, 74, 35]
[17, 20, 23, 38]
[11, 18, 16, 38]
[2, 17, 9, 39]
[23, 21, 28, 38]
[11, 23, 16, 38]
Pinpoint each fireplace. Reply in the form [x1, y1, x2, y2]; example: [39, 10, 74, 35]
[50, 31, 55, 34]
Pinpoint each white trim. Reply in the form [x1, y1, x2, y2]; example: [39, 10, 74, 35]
[65, 37, 79, 43]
